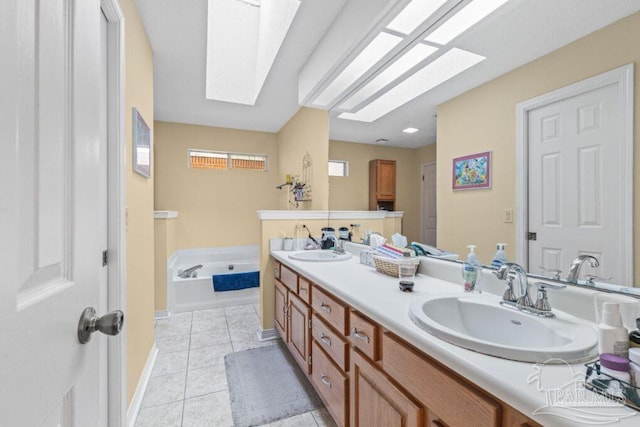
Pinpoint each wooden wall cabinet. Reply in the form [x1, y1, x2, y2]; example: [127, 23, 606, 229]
[369, 159, 396, 211]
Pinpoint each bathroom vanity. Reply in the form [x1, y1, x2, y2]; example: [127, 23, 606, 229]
[270, 250, 640, 427]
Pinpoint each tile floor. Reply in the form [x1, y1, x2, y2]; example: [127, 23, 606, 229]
[135, 303, 337, 427]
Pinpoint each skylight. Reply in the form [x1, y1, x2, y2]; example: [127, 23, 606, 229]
[338, 48, 485, 122]
[425, 0, 510, 45]
[386, 0, 449, 35]
[205, 0, 300, 105]
[313, 32, 403, 107]
[338, 43, 438, 111]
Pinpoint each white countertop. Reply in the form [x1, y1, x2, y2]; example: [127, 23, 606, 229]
[271, 250, 640, 427]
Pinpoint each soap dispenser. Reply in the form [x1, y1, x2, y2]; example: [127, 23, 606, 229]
[491, 243, 508, 268]
[462, 245, 481, 293]
[598, 302, 630, 358]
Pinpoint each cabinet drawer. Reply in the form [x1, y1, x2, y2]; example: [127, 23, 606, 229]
[298, 276, 312, 304]
[311, 285, 349, 335]
[349, 311, 379, 361]
[382, 333, 500, 427]
[312, 341, 348, 427]
[312, 313, 348, 372]
[280, 264, 298, 293]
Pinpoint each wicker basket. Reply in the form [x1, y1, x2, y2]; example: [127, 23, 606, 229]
[373, 256, 419, 278]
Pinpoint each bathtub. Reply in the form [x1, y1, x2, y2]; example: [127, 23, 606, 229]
[168, 245, 260, 313]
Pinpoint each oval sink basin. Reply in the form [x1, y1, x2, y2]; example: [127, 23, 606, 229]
[409, 293, 597, 363]
[288, 250, 352, 262]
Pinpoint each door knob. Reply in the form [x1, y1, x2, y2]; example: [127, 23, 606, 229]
[77, 307, 124, 344]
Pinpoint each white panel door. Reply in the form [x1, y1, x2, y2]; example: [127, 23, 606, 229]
[528, 82, 622, 282]
[0, 0, 108, 425]
[421, 162, 437, 246]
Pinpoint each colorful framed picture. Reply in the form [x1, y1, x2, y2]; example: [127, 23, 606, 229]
[133, 108, 151, 178]
[452, 151, 491, 190]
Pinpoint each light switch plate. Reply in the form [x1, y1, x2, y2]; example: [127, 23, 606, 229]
[504, 208, 513, 223]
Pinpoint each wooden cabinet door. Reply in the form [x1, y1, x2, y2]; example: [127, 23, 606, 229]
[351, 349, 423, 427]
[274, 280, 288, 341]
[376, 160, 396, 199]
[288, 292, 311, 375]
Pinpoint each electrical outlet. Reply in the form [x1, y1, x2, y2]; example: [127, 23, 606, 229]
[504, 208, 513, 223]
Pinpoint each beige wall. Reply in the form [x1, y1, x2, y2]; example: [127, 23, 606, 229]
[154, 121, 280, 250]
[437, 12, 640, 285]
[328, 140, 437, 242]
[122, 0, 155, 405]
[277, 108, 330, 210]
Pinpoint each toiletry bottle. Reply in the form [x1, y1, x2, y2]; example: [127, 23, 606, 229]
[599, 353, 632, 394]
[598, 302, 630, 358]
[629, 318, 640, 349]
[491, 243, 508, 268]
[462, 245, 481, 293]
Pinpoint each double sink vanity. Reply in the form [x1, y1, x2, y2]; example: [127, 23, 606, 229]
[270, 245, 640, 427]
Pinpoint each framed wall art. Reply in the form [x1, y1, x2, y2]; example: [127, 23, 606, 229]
[133, 108, 151, 178]
[452, 151, 491, 190]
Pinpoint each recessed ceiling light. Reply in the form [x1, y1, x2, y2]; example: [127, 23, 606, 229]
[403, 127, 419, 133]
[339, 44, 438, 111]
[313, 32, 403, 106]
[386, 0, 448, 35]
[425, 0, 510, 45]
[338, 48, 485, 122]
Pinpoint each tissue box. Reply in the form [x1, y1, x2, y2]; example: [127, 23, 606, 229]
[360, 250, 375, 267]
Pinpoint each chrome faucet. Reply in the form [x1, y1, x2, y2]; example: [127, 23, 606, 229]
[495, 263, 565, 318]
[177, 264, 203, 278]
[494, 263, 531, 306]
[326, 235, 346, 255]
[566, 255, 599, 283]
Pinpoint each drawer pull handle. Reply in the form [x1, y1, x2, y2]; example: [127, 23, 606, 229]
[320, 372, 332, 388]
[299, 287, 307, 294]
[320, 303, 332, 313]
[320, 334, 332, 346]
[352, 328, 370, 344]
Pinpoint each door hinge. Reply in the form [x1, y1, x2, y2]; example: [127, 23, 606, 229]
[308, 356, 312, 365]
[102, 250, 108, 266]
[422, 175, 424, 181]
[527, 232, 537, 241]
[308, 319, 312, 329]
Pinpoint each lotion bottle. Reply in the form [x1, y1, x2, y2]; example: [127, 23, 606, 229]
[462, 245, 481, 293]
[598, 302, 630, 358]
[491, 243, 508, 268]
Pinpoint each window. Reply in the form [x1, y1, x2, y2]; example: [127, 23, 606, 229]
[328, 160, 349, 177]
[189, 149, 268, 171]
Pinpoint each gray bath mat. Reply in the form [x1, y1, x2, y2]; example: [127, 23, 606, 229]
[224, 341, 322, 426]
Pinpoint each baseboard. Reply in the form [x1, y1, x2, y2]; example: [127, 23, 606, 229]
[257, 328, 279, 341]
[127, 343, 159, 427]
[154, 310, 169, 320]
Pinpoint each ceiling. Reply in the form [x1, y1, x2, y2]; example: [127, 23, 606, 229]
[137, 0, 640, 148]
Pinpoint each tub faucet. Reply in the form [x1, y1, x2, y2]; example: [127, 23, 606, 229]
[326, 235, 345, 255]
[178, 264, 203, 278]
[566, 255, 599, 284]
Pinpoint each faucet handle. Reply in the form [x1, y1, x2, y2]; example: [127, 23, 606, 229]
[533, 281, 565, 313]
[516, 280, 534, 308]
[534, 281, 566, 291]
[502, 275, 517, 302]
[538, 266, 562, 281]
[585, 275, 614, 286]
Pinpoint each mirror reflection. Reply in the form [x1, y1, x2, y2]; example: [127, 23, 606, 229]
[328, 14, 639, 295]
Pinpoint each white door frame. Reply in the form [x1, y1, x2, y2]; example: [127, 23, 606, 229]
[515, 63, 634, 283]
[101, 0, 127, 425]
